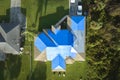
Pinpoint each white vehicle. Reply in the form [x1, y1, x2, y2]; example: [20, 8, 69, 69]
[77, 1, 82, 15]
[71, 0, 75, 3]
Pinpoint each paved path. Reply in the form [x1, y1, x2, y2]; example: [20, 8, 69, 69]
[10, 0, 26, 28]
[10, 0, 21, 23]
[69, 0, 80, 16]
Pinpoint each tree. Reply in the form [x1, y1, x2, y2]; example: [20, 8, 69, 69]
[108, 4, 120, 17]
[89, 21, 103, 30]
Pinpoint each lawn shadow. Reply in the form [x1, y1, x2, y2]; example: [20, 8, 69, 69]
[30, 62, 47, 80]
[0, 7, 26, 23]
[21, 7, 27, 17]
[38, 6, 69, 32]
[35, 0, 48, 23]
[0, 62, 5, 80]
[6, 54, 22, 80]
[0, 9, 10, 23]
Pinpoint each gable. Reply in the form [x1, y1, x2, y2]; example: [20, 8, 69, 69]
[71, 16, 85, 31]
[52, 54, 66, 70]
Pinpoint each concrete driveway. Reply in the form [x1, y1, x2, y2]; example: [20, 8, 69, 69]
[10, 0, 26, 28]
[69, 0, 80, 16]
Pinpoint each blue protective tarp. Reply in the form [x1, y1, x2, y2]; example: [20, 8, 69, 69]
[34, 32, 56, 52]
[47, 30, 74, 46]
[34, 30, 74, 52]
[71, 16, 85, 31]
[34, 37, 47, 52]
[52, 54, 66, 70]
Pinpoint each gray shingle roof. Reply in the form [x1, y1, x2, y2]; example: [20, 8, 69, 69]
[0, 22, 21, 54]
[0, 33, 5, 42]
[0, 23, 19, 33]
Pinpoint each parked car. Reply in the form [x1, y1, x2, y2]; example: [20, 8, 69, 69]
[71, 0, 75, 3]
[77, 1, 82, 15]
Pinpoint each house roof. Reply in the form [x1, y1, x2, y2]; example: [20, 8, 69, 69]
[70, 16, 85, 53]
[73, 30, 85, 53]
[34, 15, 85, 63]
[52, 54, 66, 71]
[0, 33, 5, 42]
[0, 23, 19, 33]
[0, 23, 20, 54]
[70, 16, 85, 31]
[34, 29, 74, 52]
[47, 30, 73, 45]
[46, 46, 76, 60]
[34, 32, 57, 52]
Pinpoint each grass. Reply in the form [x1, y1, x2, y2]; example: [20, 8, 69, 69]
[0, 0, 10, 22]
[21, 0, 69, 32]
[30, 61, 87, 80]
[0, 0, 87, 80]
[0, 54, 30, 80]
[45, 62, 87, 80]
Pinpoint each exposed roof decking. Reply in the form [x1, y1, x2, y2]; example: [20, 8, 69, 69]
[69, 16, 85, 53]
[73, 30, 85, 53]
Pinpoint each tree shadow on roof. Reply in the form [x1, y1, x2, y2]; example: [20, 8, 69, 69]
[38, 6, 69, 32]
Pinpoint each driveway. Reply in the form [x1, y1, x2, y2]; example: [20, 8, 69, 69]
[10, 0, 26, 28]
[69, 0, 80, 16]
[10, 0, 21, 22]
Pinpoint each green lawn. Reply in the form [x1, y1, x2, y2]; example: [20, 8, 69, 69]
[0, 0, 10, 22]
[31, 61, 87, 80]
[0, 0, 87, 80]
[21, 0, 69, 32]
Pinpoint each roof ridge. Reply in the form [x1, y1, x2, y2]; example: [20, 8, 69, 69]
[0, 25, 7, 41]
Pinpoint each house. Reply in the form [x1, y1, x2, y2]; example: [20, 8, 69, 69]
[0, 0, 25, 61]
[34, 15, 85, 72]
[0, 23, 21, 54]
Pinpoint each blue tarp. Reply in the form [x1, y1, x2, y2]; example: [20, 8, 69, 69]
[34, 32, 56, 52]
[47, 30, 74, 46]
[34, 37, 47, 52]
[71, 16, 85, 31]
[34, 16, 85, 56]
[52, 54, 66, 70]
[34, 30, 74, 52]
